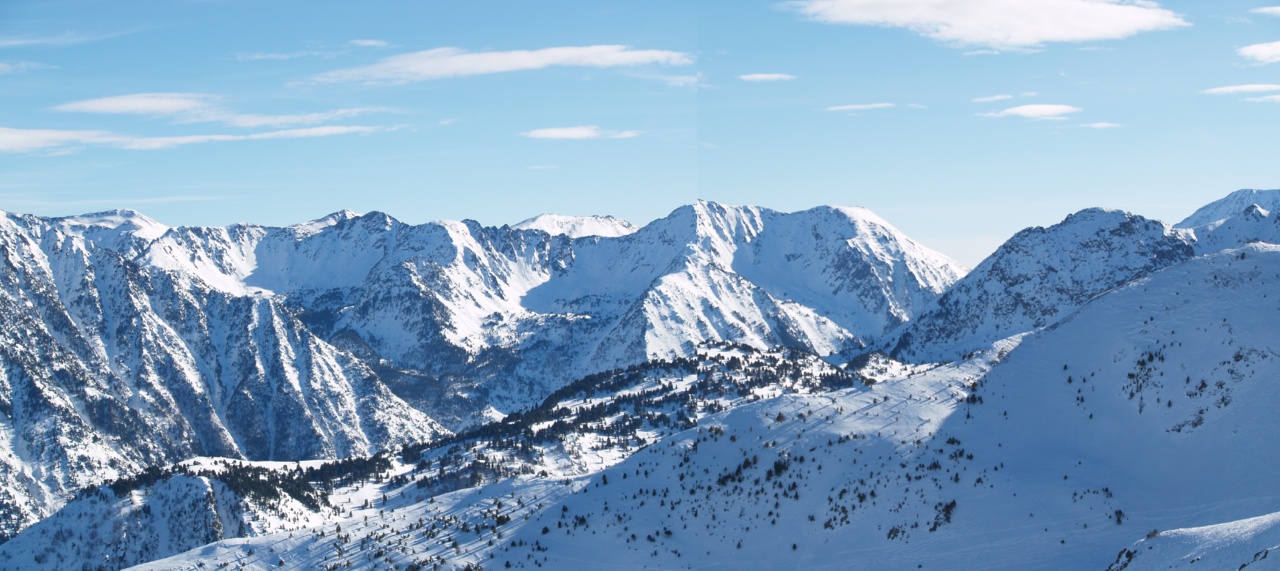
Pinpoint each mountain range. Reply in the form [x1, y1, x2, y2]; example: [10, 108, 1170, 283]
[0, 188, 1277, 570]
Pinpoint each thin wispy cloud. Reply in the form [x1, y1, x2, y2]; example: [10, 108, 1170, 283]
[657, 74, 702, 87]
[348, 39, 390, 48]
[788, 0, 1188, 50]
[982, 104, 1082, 120]
[1239, 41, 1280, 65]
[0, 61, 54, 74]
[55, 93, 387, 128]
[0, 30, 135, 48]
[1251, 7, 1280, 16]
[972, 94, 1013, 103]
[827, 103, 895, 112]
[1081, 122, 1122, 129]
[739, 73, 797, 82]
[1245, 94, 1280, 103]
[312, 45, 693, 85]
[520, 126, 640, 140]
[1202, 84, 1280, 95]
[236, 50, 334, 61]
[628, 71, 703, 88]
[0, 125, 382, 153]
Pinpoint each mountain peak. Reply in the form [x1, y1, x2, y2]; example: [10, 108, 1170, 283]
[55, 208, 170, 241]
[290, 209, 361, 236]
[1177, 188, 1280, 229]
[512, 213, 637, 238]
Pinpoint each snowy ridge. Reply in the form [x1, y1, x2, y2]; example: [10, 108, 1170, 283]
[512, 213, 638, 238]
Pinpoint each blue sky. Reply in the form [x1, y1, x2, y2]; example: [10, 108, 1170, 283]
[1, 0, 1278, 266]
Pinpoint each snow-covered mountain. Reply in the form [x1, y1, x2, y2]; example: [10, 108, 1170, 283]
[1177, 188, 1280, 228]
[0, 210, 446, 541]
[511, 213, 638, 238]
[884, 208, 1193, 362]
[0, 200, 963, 543]
[1175, 189, 1280, 255]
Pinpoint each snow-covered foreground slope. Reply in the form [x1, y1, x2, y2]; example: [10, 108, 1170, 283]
[118, 241, 1280, 571]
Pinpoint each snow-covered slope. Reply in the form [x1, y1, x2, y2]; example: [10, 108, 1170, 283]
[512, 213, 638, 238]
[1106, 511, 1280, 570]
[885, 208, 1193, 362]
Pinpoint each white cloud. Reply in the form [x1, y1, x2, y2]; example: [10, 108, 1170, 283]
[972, 94, 1013, 103]
[520, 126, 640, 140]
[1202, 84, 1280, 95]
[826, 103, 895, 112]
[1251, 7, 1280, 16]
[788, 0, 1188, 50]
[0, 125, 380, 153]
[1239, 41, 1280, 64]
[1081, 122, 1122, 128]
[739, 73, 797, 82]
[982, 104, 1082, 120]
[0, 61, 53, 74]
[349, 39, 390, 48]
[313, 45, 693, 85]
[54, 93, 386, 128]
[0, 128, 113, 153]
[1245, 94, 1280, 103]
